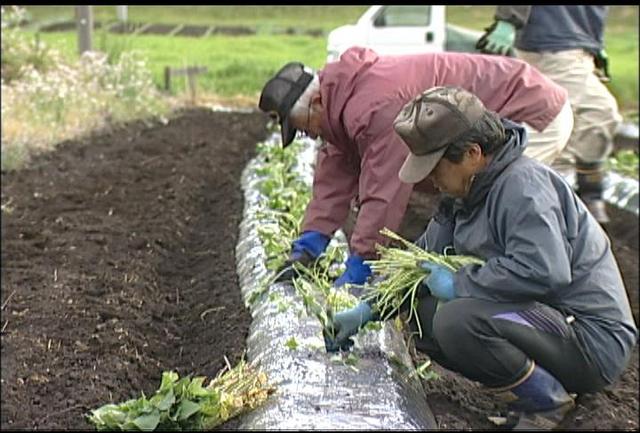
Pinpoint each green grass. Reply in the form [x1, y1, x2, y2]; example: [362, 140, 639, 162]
[22, 6, 369, 33]
[20, 6, 640, 112]
[32, 31, 328, 100]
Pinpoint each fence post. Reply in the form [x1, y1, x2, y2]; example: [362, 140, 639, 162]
[164, 67, 172, 91]
[116, 5, 128, 22]
[163, 66, 208, 103]
[76, 6, 93, 55]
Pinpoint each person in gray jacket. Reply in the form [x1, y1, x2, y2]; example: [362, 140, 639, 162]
[324, 86, 638, 430]
[476, 5, 623, 225]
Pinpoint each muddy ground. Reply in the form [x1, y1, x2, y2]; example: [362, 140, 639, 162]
[1, 108, 638, 430]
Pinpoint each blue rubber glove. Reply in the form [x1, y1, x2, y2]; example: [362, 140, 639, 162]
[275, 231, 329, 283]
[419, 261, 456, 301]
[291, 230, 330, 259]
[334, 254, 372, 287]
[324, 302, 374, 352]
[476, 20, 516, 56]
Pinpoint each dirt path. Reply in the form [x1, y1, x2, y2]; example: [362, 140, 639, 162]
[1, 108, 637, 430]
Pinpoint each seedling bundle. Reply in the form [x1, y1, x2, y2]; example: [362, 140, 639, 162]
[88, 359, 274, 431]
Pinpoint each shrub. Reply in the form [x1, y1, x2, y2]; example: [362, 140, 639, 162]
[1, 6, 171, 171]
[1, 6, 55, 83]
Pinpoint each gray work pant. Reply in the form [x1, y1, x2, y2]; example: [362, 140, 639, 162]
[410, 297, 607, 394]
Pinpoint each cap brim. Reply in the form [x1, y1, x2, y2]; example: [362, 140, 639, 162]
[280, 115, 297, 147]
[398, 147, 447, 184]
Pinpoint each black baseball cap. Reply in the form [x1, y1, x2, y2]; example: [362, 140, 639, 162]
[258, 62, 314, 147]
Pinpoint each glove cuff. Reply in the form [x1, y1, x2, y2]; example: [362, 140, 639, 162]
[495, 19, 516, 33]
[292, 230, 330, 258]
[363, 299, 381, 322]
[334, 254, 373, 286]
[346, 254, 372, 274]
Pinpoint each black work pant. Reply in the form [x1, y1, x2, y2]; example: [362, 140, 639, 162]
[410, 297, 607, 394]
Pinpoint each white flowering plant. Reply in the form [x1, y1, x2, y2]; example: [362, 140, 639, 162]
[1, 6, 171, 171]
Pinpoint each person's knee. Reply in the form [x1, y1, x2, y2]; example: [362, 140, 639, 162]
[432, 300, 473, 347]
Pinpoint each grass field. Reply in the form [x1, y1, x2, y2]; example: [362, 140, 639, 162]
[19, 6, 640, 113]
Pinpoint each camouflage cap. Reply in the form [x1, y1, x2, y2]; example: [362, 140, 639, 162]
[394, 86, 486, 183]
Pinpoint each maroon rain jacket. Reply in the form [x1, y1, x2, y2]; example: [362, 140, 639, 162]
[302, 46, 567, 259]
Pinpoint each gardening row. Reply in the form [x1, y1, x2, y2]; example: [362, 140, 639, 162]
[38, 21, 325, 38]
[234, 133, 438, 429]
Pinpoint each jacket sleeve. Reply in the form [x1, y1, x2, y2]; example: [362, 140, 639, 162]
[301, 142, 359, 237]
[495, 5, 532, 28]
[455, 173, 573, 303]
[349, 127, 414, 259]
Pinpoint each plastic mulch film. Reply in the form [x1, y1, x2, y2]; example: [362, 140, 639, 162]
[235, 133, 437, 429]
[562, 171, 638, 217]
[602, 172, 638, 216]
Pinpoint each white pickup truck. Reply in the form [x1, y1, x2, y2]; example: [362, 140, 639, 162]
[327, 5, 483, 62]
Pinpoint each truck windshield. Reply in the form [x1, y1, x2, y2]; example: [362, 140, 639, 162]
[373, 6, 432, 27]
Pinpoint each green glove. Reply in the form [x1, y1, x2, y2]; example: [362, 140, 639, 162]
[324, 302, 375, 352]
[594, 49, 611, 83]
[476, 20, 516, 56]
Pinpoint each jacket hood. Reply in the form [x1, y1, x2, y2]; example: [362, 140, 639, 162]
[461, 118, 527, 210]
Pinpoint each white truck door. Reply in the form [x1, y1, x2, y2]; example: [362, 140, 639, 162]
[363, 5, 446, 55]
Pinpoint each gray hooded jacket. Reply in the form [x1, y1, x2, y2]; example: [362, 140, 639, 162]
[418, 120, 638, 384]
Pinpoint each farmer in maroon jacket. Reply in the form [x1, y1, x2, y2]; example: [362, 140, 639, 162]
[258, 46, 571, 287]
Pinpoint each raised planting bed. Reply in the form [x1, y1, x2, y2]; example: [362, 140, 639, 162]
[234, 134, 437, 429]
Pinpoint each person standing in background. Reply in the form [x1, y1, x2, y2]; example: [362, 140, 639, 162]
[477, 5, 622, 225]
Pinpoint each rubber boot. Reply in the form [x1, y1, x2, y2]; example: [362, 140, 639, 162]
[492, 361, 575, 430]
[575, 160, 610, 225]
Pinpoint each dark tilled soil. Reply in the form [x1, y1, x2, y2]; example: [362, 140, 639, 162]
[176, 25, 210, 38]
[1, 108, 638, 430]
[1, 108, 268, 430]
[141, 23, 180, 35]
[413, 347, 638, 430]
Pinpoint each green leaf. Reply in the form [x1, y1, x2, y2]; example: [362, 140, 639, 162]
[199, 395, 221, 417]
[132, 410, 161, 431]
[176, 399, 201, 421]
[151, 389, 175, 411]
[159, 371, 179, 392]
[364, 321, 382, 331]
[186, 376, 209, 397]
[88, 404, 128, 429]
[173, 376, 192, 398]
[345, 353, 359, 366]
[329, 354, 343, 363]
[138, 398, 156, 414]
[285, 336, 298, 350]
